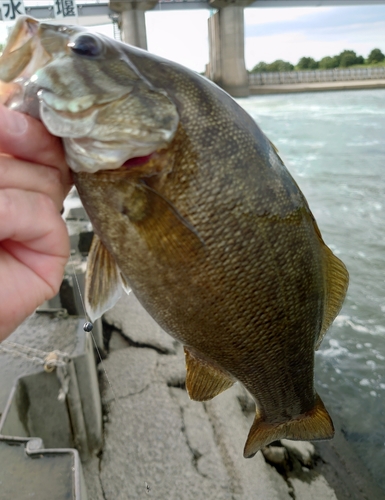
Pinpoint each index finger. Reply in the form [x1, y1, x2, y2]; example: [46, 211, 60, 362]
[0, 104, 72, 188]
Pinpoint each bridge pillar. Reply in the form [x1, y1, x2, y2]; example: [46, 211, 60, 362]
[109, 1, 157, 49]
[208, 1, 252, 97]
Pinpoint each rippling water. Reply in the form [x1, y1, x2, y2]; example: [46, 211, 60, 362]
[238, 89, 385, 491]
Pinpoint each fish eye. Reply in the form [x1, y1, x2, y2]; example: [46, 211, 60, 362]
[69, 35, 103, 58]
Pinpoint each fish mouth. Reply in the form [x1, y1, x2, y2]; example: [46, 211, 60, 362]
[1, 16, 180, 174]
[39, 90, 97, 114]
[0, 17, 49, 109]
[122, 153, 154, 168]
[63, 133, 165, 174]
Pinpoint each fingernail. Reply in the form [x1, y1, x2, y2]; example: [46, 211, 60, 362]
[0, 106, 28, 136]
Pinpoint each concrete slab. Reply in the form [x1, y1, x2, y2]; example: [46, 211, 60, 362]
[289, 474, 338, 500]
[109, 330, 132, 352]
[169, 387, 230, 485]
[82, 457, 105, 500]
[100, 382, 234, 500]
[205, 388, 291, 500]
[104, 293, 177, 354]
[153, 343, 186, 389]
[97, 295, 344, 500]
[97, 344, 292, 499]
[100, 347, 158, 404]
[281, 439, 315, 468]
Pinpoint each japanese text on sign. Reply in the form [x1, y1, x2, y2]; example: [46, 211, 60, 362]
[54, 0, 78, 18]
[0, 0, 25, 20]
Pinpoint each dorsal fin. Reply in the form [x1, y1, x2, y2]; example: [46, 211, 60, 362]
[184, 347, 235, 401]
[85, 234, 123, 321]
[316, 245, 349, 350]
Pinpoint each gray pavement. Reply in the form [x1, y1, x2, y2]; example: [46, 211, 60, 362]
[1, 286, 379, 499]
[82, 292, 340, 500]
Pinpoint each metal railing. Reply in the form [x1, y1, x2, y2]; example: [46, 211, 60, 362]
[249, 67, 385, 86]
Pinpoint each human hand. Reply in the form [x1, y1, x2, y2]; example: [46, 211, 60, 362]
[0, 105, 72, 341]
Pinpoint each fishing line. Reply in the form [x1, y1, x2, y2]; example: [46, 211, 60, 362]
[68, 251, 88, 322]
[68, 251, 119, 405]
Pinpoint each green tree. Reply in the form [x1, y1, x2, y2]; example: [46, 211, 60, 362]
[367, 48, 385, 64]
[0, 43, 4, 54]
[267, 59, 294, 72]
[318, 56, 339, 69]
[251, 60, 294, 73]
[296, 57, 318, 70]
[338, 50, 363, 67]
[251, 61, 269, 73]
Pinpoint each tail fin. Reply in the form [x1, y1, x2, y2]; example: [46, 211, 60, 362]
[244, 394, 334, 458]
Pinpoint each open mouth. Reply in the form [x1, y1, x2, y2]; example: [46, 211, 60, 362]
[122, 153, 154, 168]
[0, 16, 179, 175]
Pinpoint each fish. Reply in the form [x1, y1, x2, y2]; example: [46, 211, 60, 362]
[0, 16, 349, 458]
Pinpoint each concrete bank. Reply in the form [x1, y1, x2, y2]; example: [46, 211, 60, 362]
[1, 290, 383, 499]
[250, 79, 385, 95]
[82, 292, 384, 500]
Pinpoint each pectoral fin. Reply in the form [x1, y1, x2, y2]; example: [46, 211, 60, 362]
[85, 234, 123, 321]
[316, 245, 349, 350]
[184, 347, 235, 401]
[244, 394, 334, 458]
[135, 181, 205, 265]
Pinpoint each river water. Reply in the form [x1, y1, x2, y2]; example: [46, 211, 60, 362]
[238, 89, 385, 491]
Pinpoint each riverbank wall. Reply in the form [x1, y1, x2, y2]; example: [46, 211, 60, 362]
[249, 67, 385, 95]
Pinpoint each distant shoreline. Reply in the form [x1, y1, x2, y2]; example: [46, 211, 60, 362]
[249, 79, 385, 95]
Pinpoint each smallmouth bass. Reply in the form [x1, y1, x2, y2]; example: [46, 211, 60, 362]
[0, 17, 349, 457]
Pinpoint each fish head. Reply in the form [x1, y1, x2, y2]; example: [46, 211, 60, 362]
[0, 16, 179, 173]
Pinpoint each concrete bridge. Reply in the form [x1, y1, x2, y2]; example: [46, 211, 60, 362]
[3, 0, 385, 96]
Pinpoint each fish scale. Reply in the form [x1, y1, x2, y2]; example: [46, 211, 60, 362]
[0, 16, 349, 458]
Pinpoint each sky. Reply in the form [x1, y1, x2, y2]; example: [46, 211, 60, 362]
[243, 5, 385, 69]
[146, 4, 385, 71]
[1, 4, 385, 72]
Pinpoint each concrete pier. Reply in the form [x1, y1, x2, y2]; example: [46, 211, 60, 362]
[208, 1, 253, 97]
[109, 1, 157, 49]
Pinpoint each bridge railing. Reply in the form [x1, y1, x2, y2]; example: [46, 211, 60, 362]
[249, 67, 385, 86]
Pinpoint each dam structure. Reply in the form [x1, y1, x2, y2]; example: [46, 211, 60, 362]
[1, 0, 385, 96]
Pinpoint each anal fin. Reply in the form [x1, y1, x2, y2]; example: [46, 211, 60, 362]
[85, 234, 123, 321]
[184, 347, 235, 401]
[244, 394, 334, 458]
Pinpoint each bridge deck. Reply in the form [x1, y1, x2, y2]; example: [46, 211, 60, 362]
[1, 0, 384, 23]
